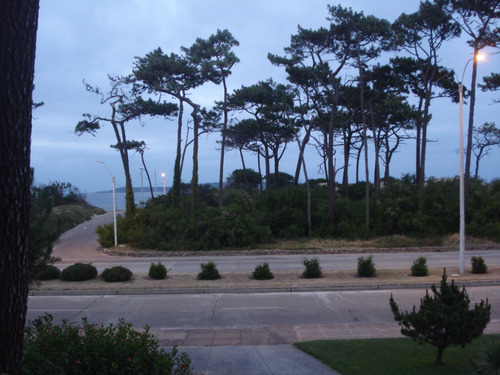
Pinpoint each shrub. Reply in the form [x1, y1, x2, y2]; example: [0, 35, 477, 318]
[101, 266, 132, 282]
[60, 263, 97, 281]
[35, 265, 60, 281]
[390, 271, 491, 365]
[23, 314, 191, 375]
[472, 256, 488, 274]
[197, 262, 221, 280]
[411, 257, 429, 277]
[472, 340, 500, 374]
[357, 255, 376, 277]
[302, 257, 322, 279]
[252, 263, 274, 280]
[149, 262, 168, 280]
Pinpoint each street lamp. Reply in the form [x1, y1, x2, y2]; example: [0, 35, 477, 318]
[458, 53, 484, 274]
[96, 160, 117, 247]
[161, 172, 166, 195]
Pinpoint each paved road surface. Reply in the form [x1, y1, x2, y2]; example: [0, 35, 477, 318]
[53, 213, 500, 274]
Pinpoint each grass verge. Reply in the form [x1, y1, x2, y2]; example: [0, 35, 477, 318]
[294, 335, 500, 375]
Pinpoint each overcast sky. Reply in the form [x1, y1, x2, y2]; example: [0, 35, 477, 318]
[31, 0, 499, 194]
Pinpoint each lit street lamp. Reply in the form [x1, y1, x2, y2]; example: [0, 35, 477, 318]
[96, 160, 117, 247]
[458, 53, 484, 274]
[161, 172, 166, 195]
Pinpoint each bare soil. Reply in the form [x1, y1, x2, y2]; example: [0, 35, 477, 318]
[30, 266, 500, 292]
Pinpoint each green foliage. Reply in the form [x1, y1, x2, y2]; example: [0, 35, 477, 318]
[149, 262, 168, 280]
[390, 271, 491, 365]
[411, 257, 429, 277]
[302, 257, 322, 279]
[472, 256, 488, 274]
[101, 266, 132, 282]
[60, 263, 98, 282]
[357, 255, 376, 277]
[252, 263, 274, 280]
[227, 168, 262, 190]
[472, 340, 500, 375]
[23, 314, 191, 375]
[34, 265, 61, 281]
[197, 262, 221, 280]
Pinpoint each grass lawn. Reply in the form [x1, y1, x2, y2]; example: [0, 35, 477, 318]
[295, 335, 500, 375]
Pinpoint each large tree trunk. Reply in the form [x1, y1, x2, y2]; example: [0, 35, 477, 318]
[0, 2, 39, 374]
[190, 104, 200, 218]
[327, 81, 340, 227]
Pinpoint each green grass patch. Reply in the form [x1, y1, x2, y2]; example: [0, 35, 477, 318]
[294, 335, 500, 375]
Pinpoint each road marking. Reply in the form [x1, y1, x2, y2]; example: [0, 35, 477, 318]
[221, 307, 285, 310]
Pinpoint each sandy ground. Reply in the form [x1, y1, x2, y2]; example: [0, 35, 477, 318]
[30, 266, 500, 292]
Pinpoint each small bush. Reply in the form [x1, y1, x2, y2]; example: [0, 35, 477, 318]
[101, 266, 132, 282]
[35, 265, 61, 281]
[197, 262, 221, 280]
[60, 263, 97, 281]
[23, 314, 191, 375]
[357, 255, 376, 277]
[252, 263, 274, 280]
[472, 256, 487, 274]
[149, 262, 168, 280]
[472, 339, 500, 374]
[411, 257, 429, 277]
[302, 257, 322, 279]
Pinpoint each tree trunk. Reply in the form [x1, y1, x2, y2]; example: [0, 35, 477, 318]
[172, 99, 184, 205]
[369, 100, 381, 197]
[434, 347, 444, 366]
[218, 78, 228, 207]
[140, 151, 154, 200]
[327, 81, 340, 227]
[0, 2, 39, 374]
[465, 46, 479, 199]
[415, 97, 423, 185]
[342, 124, 351, 196]
[357, 53, 370, 232]
[190, 105, 200, 218]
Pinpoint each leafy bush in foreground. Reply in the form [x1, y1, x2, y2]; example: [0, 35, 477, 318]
[411, 257, 429, 277]
[303, 257, 322, 279]
[101, 266, 132, 282]
[197, 262, 221, 280]
[23, 314, 191, 375]
[252, 263, 274, 280]
[472, 339, 500, 374]
[149, 262, 168, 280]
[60, 263, 97, 281]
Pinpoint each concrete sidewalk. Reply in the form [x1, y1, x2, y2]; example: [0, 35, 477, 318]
[181, 345, 340, 375]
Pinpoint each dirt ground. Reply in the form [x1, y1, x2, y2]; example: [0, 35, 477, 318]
[30, 266, 500, 293]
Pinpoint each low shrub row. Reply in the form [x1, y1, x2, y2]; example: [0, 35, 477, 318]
[34, 256, 489, 283]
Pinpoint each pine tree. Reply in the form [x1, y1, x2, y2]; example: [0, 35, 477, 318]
[390, 270, 491, 365]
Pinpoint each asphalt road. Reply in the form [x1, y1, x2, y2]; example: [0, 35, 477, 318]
[52, 213, 500, 274]
[27, 286, 500, 344]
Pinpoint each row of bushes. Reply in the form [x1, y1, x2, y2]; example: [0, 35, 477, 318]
[36, 256, 489, 283]
[97, 177, 500, 250]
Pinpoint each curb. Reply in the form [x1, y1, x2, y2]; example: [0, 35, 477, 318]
[29, 279, 500, 297]
[101, 245, 500, 257]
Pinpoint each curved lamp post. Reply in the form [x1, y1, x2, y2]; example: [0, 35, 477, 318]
[96, 160, 117, 247]
[458, 53, 484, 274]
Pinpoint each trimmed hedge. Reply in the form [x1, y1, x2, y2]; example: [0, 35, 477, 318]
[101, 266, 133, 282]
[60, 263, 97, 281]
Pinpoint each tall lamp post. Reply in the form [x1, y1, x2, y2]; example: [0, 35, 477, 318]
[96, 160, 117, 247]
[161, 172, 166, 195]
[458, 53, 484, 274]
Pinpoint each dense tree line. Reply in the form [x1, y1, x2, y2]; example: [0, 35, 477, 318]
[77, 2, 499, 239]
[97, 175, 500, 250]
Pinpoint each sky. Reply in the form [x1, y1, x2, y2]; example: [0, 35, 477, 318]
[31, 0, 500, 194]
